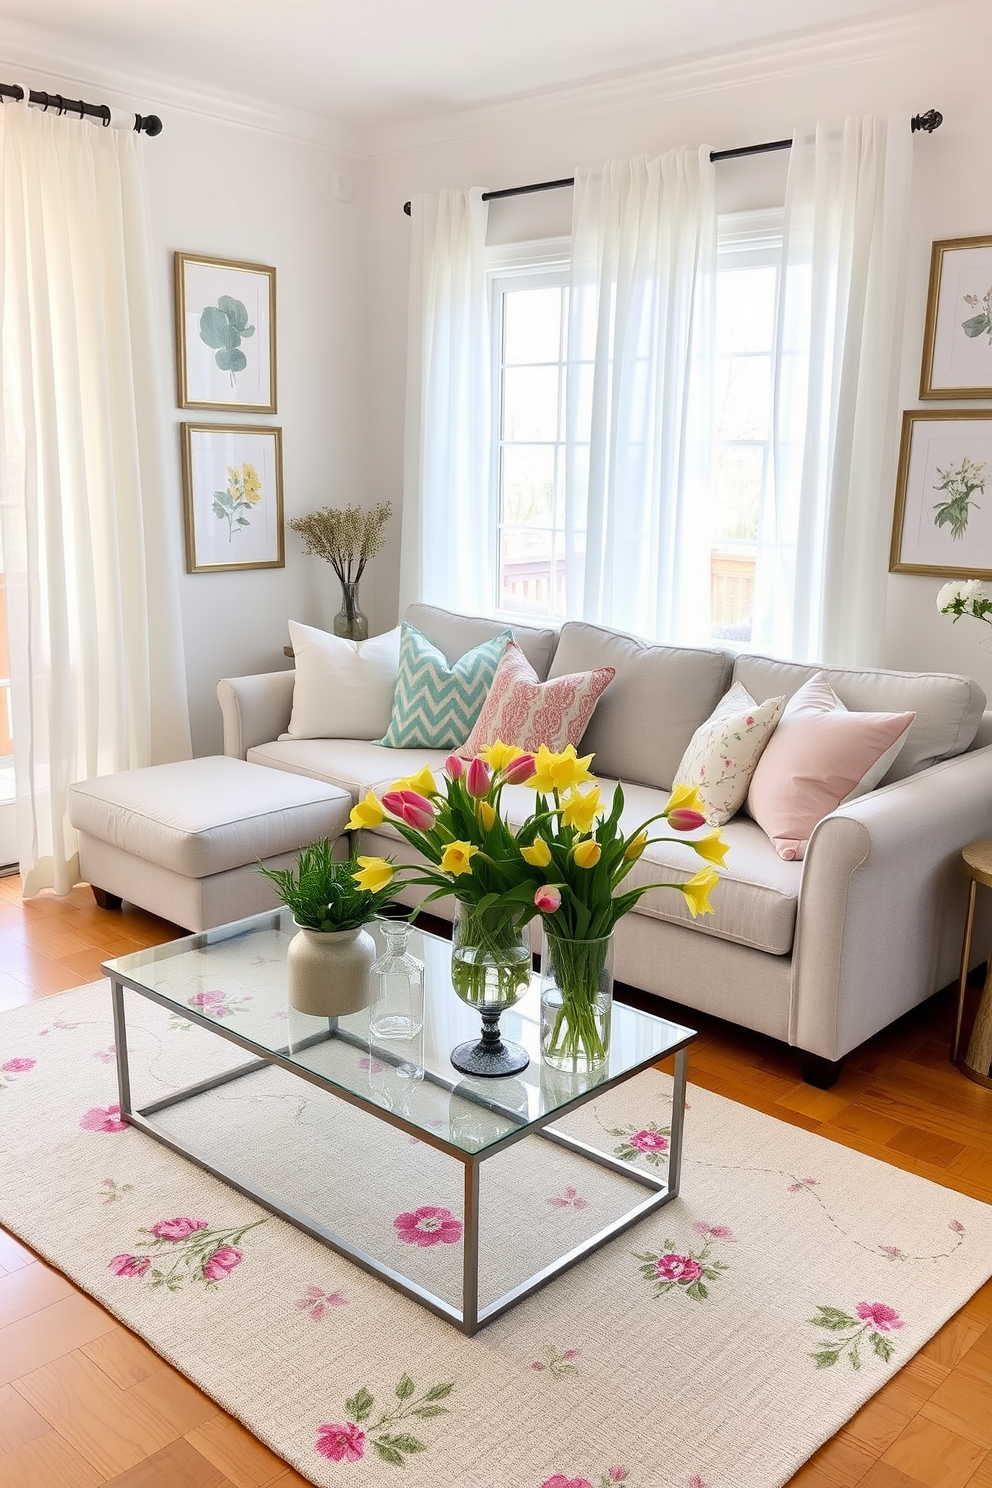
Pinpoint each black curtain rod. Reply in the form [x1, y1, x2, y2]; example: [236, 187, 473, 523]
[402, 108, 942, 216]
[0, 82, 162, 135]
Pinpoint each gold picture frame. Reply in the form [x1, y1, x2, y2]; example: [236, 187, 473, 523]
[175, 252, 277, 413]
[181, 423, 285, 574]
[920, 235, 992, 399]
[890, 409, 992, 577]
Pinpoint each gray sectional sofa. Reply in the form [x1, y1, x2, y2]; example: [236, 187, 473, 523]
[218, 603, 992, 1085]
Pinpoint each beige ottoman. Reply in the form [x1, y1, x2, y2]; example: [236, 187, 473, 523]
[68, 756, 353, 932]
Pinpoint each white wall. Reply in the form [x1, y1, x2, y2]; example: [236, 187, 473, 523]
[0, 50, 373, 755]
[363, 0, 992, 698]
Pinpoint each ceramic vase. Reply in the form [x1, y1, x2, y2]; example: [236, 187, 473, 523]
[286, 923, 375, 1016]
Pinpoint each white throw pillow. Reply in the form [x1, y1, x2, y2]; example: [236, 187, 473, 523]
[286, 621, 401, 740]
[672, 681, 785, 826]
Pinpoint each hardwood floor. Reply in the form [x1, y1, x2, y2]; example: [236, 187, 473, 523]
[0, 874, 990, 1488]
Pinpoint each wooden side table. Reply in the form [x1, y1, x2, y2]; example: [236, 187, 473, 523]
[953, 840, 992, 1088]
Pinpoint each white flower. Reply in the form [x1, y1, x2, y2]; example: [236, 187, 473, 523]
[937, 578, 986, 614]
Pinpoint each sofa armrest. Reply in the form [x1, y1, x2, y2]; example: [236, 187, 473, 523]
[790, 745, 992, 1061]
[217, 672, 296, 759]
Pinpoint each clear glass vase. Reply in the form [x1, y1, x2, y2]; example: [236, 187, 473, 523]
[449, 901, 532, 1078]
[540, 929, 613, 1071]
[333, 579, 368, 640]
[369, 921, 424, 1041]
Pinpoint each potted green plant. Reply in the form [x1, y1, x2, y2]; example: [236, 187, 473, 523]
[259, 841, 396, 1016]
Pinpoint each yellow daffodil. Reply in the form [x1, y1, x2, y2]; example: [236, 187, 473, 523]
[692, 829, 729, 867]
[347, 789, 385, 832]
[353, 857, 395, 893]
[572, 838, 602, 869]
[520, 836, 552, 868]
[440, 841, 478, 877]
[479, 740, 524, 771]
[665, 782, 705, 817]
[388, 764, 438, 798]
[528, 743, 596, 795]
[478, 800, 496, 831]
[624, 829, 649, 861]
[681, 866, 719, 918]
[560, 787, 603, 834]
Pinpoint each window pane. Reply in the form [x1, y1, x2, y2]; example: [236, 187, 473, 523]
[503, 286, 562, 365]
[500, 527, 555, 615]
[710, 548, 755, 639]
[501, 445, 555, 526]
[716, 265, 776, 355]
[502, 365, 560, 442]
[715, 356, 770, 441]
[713, 446, 763, 541]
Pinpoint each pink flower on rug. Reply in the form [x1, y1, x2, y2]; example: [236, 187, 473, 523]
[296, 1285, 348, 1321]
[547, 1185, 589, 1210]
[108, 1253, 150, 1278]
[949, 1220, 966, 1233]
[541, 1478, 593, 1488]
[189, 989, 226, 1005]
[1, 1057, 35, 1072]
[608, 1471, 628, 1482]
[689, 1477, 709, 1488]
[629, 1129, 668, 1154]
[80, 1104, 127, 1133]
[316, 1422, 366, 1462]
[359, 1056, 386, 1073]
[655, 1253, 702, 1283]
[203, 1245, 243, 1280]
[856, 1302, 904, 1332]
[788, 1176, 818, 1191]
[692, 1222, 736, 1242]
[878, 1245, 904, 1260]
[151, 1217, 208, 1241]
[393, 1206, 463, 1247]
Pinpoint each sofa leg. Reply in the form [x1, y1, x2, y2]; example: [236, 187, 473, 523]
[801, 1053, 846, 1089]
[91, 886, 123, 912]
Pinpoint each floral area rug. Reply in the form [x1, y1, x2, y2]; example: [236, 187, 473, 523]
[2, 981, 992, 1488]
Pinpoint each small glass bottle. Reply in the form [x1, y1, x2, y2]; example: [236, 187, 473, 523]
[369, 921, 424, 1041]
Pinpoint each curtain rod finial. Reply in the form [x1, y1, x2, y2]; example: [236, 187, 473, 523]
[912, 109, 943, 134]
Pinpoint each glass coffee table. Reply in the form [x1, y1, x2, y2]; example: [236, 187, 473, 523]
[104, 910, 695, 1335]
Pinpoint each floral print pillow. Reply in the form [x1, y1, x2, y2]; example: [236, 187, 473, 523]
[672, 682, 784, 826]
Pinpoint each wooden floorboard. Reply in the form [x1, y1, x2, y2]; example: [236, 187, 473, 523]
[0, 878, 990, 1486]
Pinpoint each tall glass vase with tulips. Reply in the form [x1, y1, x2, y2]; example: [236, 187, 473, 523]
[347, 743, 726, 1075]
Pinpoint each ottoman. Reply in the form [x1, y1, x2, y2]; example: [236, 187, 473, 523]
[68, 756, 353, 932]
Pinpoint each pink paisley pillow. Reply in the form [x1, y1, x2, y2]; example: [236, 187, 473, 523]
[459, 641, 615, 758]
[747, 674, 915, 861]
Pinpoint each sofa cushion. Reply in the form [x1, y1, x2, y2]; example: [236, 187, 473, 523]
[68, 757, 352, 878]
[375, 622, 511, 749]
[673, 682, 785, 826]
[247, 739, 449, 804]
[458, 640, 615, 757]
[404, 603, 558, 679]
[732, 654, 985, 782]
[286, 621, 401, 740]
[548, 622, 733, 790]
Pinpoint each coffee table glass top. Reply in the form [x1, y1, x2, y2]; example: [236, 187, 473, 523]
[105, 910, 694, 1157]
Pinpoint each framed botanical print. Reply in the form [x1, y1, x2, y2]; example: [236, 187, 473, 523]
[920, 235, 992, 399]
[175, 253, 277, 412]
[181, 424, 284, 573]
[890, 409, 992, 577]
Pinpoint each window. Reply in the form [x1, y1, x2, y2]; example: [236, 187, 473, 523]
[486, 213, 783, 639]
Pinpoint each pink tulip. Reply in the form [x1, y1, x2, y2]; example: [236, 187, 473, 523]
[465, 757, 492, 799]
[381, 790, 436, 831]
[444, 754, 464, 780]
[534, 885, 562, 913]
[500, 752, 536, 785]
[668, 807, 707, 832]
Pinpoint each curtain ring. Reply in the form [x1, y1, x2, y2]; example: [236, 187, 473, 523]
[100, 104, 111, 127]
[55, 94, 64, 115]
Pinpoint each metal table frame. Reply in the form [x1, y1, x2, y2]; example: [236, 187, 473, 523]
[108, 964, 693, 1336]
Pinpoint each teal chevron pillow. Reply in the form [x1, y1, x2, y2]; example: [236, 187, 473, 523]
[374, 623, 513, 749]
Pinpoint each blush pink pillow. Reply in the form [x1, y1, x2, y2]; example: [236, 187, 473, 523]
[746, 674, 915, 861]
[459, 640, 615, 757]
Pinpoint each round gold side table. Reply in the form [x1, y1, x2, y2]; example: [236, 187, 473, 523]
[953, 840, 992, 1088]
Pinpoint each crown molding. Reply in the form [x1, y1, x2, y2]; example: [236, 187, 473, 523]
[365, 5, 953, 159]
[0, 22, 368, 156]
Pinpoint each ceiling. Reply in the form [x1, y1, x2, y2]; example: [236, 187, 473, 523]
[0, 0, 945, 127]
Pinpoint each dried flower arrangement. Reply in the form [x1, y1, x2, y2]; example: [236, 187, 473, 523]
[288, 501, 393, 587]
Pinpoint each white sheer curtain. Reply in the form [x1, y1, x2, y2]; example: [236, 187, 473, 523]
[565, 149, 716, 642]
[399, 188, 491, 616]
[752, 113, 913, 664]
[0, 105, 191, 896]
